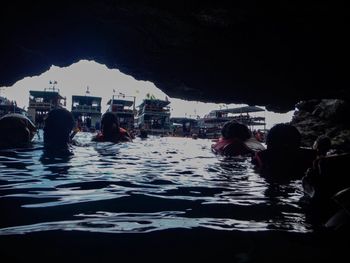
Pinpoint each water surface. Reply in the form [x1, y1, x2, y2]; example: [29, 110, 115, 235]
[0, 132, 311, 235]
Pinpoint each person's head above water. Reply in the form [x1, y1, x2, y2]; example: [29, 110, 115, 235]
[0, 113, 37, 148]
[92, 112, 132, 143]
[266, 123, 301, 150]
[100, 112, 120, 139]
[221, 121, 251, 141]
[44, 108, 75, 148]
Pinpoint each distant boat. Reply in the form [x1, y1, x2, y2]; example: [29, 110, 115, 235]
[27, 85, 66, 127]
[198, 106, 266, 139]
[170, 117, 199, 137]
[135, 98, 171, 135]
[71, 90, 102, 132]
[106, 93, 135, 130]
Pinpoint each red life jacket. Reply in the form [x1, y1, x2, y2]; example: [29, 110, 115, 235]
[93, 128, 131, 142]
[211, 137, 253, 156]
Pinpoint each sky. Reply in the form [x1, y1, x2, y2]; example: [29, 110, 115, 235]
[0, 60, 294, 129]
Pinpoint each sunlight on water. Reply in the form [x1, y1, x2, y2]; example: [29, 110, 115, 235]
[0, 132, 311, 235]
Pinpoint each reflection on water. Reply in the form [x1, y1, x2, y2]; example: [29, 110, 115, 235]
[0, 132, 311, 235]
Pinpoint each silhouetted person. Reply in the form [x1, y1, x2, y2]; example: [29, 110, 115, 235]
[325, 186, 350, 231]
[302, 135, 332, 194]
[44, 108, 76, 150]
[302, 136, 350, 200]
[92, 112, 132, 143]
[313, 135, 331, 157]
[138, 128, 148, 139]
[254, 129, 264, 142]
[95, 121, 101, 131]
[0, 113, 37, 148]
[86, 117, 92, 129]
[211, 121, 264, 156]
[253, 123, 316, 180]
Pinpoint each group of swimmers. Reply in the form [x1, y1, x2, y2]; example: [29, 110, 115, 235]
[211, 119, 350, 220]
[1, 108, 349, 193]
[1, 108, 350, 229]
[211, 121, 318, 179]
[0, 108, 132, 150]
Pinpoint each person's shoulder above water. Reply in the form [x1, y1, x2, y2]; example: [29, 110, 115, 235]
[244, 137, 265, 152]
[302, 135, 348, 200]
[119, 127, 132, 141]
[212, 137, 252, 156]
[0, 113, 37, 148]
[92, 128, 132, 142]
[302, 153, 350, 200]
[138, 128, 148, 139]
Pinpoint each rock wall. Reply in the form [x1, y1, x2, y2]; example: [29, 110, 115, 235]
[291, 100, 350, 152]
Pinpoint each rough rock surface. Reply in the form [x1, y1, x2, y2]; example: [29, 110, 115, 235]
[0, 1, 348, 112]
[291, 99, 350, 152]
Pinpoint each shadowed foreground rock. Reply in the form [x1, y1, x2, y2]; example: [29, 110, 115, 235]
[291, 99, 350, 153]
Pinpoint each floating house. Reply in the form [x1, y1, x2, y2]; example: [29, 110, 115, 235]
[198, 106, 266, 138]
[27, 88, 66, 127]
[106, 94, 135, 130]
[136, 98, 171, 134]
[71, 93, 102, 131]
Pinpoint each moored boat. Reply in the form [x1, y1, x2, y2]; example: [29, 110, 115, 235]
[198, 106, 266, 139]
[27, 82, 66, 127]
[71, 87, 102, 132]
[106, 93, 136, 131]
[136, 97, 171, 135]
[170, 117, 199, 137]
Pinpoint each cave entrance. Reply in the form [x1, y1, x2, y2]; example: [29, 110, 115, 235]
[0, 60, 293, 133]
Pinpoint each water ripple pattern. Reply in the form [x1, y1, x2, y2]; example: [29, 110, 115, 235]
[0, 132, 311, 235]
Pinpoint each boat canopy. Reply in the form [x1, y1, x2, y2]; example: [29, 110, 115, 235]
[213, 106, 265, 114]
[203, 118, 230, 123]
[72, 96, 102, 106]
[138, 99, 170, 108]
[170, 117, 198, 124]
[107, 99, 133, 107]
[29, 90, 64, 100]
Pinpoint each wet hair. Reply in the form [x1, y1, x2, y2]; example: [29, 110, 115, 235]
[44, 108, 75, 148]
[101, 112, 119, 127]
[266, 123, 301, 149]
[101, 112, 120, 140]
[221, 121, 251, 141]
[313, 135, 331, 155]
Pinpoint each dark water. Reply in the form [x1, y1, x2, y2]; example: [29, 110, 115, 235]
[0, 132, 341, 261]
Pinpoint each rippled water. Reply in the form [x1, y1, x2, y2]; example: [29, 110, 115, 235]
[0, 131, 313, 236]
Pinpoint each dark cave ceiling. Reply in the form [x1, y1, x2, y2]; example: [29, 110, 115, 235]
[0, 1, 348, 112]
